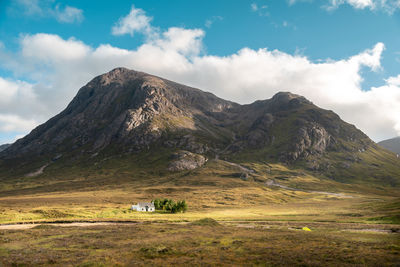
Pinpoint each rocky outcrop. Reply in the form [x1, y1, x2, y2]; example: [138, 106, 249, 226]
[283, 123, 331, 161]
[167, 151, 207, 171]
[245, 113, 274, 148]
[164, 134, 209, 154]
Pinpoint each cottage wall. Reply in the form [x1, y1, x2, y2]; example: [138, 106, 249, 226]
[131, 203, 155, 212]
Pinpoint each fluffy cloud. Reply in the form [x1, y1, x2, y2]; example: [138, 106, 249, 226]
[21, 34, 90, 62]
[0, 78, 38, 133]
[0, 114, 37, 132]
[0, 26, 399, 142]
[10, 0, 83, 23]
[0, 78, 39, 117]
[112, 5, 155, 37]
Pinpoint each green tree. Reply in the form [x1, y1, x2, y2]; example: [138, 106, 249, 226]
[165, 199, 175, 211]
[152, 199, 161, 210]
[178, 200, 187, 213]
[151, 198, 187, 213]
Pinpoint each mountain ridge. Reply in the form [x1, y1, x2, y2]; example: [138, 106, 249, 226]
[378, 137, 400, 154]
[1, 67, 399, 188]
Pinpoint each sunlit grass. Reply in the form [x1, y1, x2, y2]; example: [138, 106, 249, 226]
[0, 189, 398, 224]
[0, 155, 398, 225]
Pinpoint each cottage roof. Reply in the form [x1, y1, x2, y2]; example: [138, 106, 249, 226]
[137, 202, 155, 207]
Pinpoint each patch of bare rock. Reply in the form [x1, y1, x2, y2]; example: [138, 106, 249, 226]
[167, 150, 207, 171]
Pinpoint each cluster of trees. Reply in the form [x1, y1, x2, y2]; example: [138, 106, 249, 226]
[152, 198, 187, 213]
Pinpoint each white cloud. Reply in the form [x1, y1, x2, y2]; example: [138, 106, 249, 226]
[154, 28, 205, 57]
[0, 78, 19, 103]
[15, 0, 44, 16]
[0, 77, 42, 134]
[54, 5, 84, 23]
[0, 114, 37, 132]
[10, 0, 84, 23]
[205, 20, 213, 28]
[0, 77, 34, 105]
[21, 34, 91, 62]
[112, 5, 155, 37]
[251, 3, 269, 16]
[1, 23, 399, 142]
[290, 0, 400, 13]
[327, 0, 375, 9]
[386, 74, 400, 86]
[205, 16, 223, 28]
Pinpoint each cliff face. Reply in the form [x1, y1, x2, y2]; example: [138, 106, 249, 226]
[2, 68, 397, 185]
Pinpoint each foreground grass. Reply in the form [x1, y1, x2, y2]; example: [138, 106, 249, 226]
[0, 221, 399, 266]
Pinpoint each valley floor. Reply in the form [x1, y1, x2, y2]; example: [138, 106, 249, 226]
[0, 186, 399, 224]
[0, 159, 399, 266]
[0, 190, 399, 266]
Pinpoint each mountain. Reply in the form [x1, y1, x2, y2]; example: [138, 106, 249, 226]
[0, 144, 10, 152]
[1, 67, 399, 188]
[378, 137, 400, 155]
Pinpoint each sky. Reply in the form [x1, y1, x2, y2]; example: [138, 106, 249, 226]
[0, 0, 399, 144]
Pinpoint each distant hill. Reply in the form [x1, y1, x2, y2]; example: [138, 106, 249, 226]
[0, 144, 10, 152]
[0, 67, 399, 189]
[378, 137, 400, 154]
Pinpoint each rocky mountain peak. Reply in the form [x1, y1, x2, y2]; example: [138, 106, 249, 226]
[1, 68, 375, 177]
[270, 91, 312, 106]
[0, 68, 398, 188]
[97, 67, 142, 85]
[272, 91, 300, 101]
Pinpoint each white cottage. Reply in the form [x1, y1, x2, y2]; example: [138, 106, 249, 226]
[131, 202, 155, 212]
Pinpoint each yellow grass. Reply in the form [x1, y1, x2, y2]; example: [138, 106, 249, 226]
[0, 186, 398, 224]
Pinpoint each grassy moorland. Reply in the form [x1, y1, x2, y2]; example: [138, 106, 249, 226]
[0, 220, 399, 266]
[0, 157, 399, 224]
[0, 154, 399, 266]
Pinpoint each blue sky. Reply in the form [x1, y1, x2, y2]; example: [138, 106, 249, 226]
[0, 0, 399, 143]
